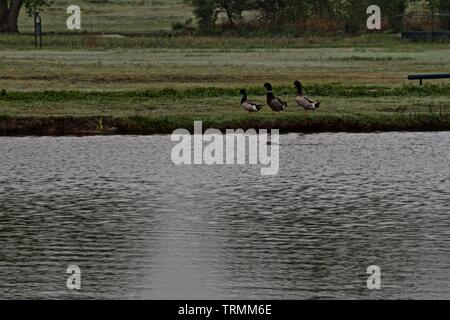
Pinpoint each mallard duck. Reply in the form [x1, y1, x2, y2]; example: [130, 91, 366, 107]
[294, 81, 320, 115]
[264, 83, 287, 113]
[240, 89, 263, 113]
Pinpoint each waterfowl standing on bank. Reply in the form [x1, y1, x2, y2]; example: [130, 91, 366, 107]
[294, 81, 320, 116]
[240, 89, 263, 113]
[264, 83, 288, 113]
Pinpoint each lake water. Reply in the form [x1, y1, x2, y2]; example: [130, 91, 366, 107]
[0, 132, 449, 300]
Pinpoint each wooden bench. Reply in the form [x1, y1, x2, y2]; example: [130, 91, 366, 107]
[408, 73, 450, 85]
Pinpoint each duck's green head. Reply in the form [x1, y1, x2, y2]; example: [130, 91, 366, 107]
[240, 89, 247, 96]
[294, 80, 302, 90]
[264, 83, 273, 91]
[294, 81, 303, 94]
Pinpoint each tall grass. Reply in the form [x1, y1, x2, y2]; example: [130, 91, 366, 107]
[0, 33, 432, 50]
[0, 84, 449, 102]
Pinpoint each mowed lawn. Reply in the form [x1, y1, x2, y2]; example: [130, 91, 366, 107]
[2, 45, 450, 90]
[17, 0, 194, 33]
[1, 35, 450, 121]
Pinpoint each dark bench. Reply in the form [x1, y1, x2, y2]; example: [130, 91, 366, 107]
[408, 73, 450, 85]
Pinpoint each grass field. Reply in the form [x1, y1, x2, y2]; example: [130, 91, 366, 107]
[17, 0, 194, 33]
[1, 2, 450, 134]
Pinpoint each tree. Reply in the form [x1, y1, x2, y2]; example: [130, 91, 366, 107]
[0, 0, 49, 33]
[186, 0, 413, 34]
[249, 0, 310, 25]
[383, 0, 408, 32]
[217, 0, 248, 25]
[307, 0, 334, 17]
[439, 0, 450, 11]
[187, 0, 217, 30]
[185, 0, 252, 31]
[439, 0, 450, 29]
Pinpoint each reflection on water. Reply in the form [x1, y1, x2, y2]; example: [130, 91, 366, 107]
[0, 132, 449, 299]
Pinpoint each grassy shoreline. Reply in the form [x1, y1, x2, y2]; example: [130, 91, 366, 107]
[2, 31, 450, 136]
[2, 113, 450, 136]
[1, 84, 450, 136]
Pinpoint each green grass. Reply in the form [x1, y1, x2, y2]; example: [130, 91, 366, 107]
[17, 0, 194, 34]
[3, 33, 450, 50]
[0, 84, 449, 102]
[1, 38, 450, 91]
[1, 37, 450, 134]
[1, 85, 450, 122]
[1, 0, 450, 134]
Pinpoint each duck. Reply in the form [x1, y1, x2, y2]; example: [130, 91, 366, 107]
[294, 81, 320, 115]
[264, 83, 287, 113]
[240, 89, 263, 113]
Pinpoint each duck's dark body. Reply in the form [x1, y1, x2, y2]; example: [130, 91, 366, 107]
[264, 83, 287, 112]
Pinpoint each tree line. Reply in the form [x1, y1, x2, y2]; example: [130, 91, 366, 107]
[185, 0, 450, 34]
[1, 0, 449, 34]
